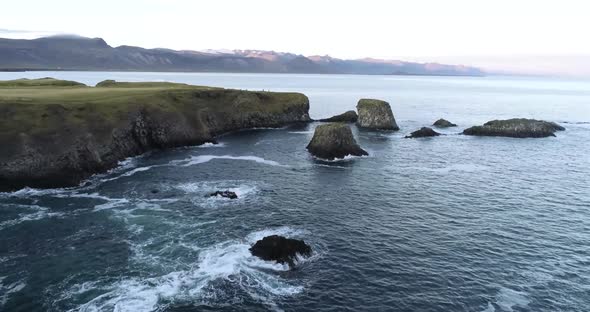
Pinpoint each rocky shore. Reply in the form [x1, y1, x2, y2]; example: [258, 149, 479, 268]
[0, 78, 310, 191]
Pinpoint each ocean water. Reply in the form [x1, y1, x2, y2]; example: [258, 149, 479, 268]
[0, 72, 589, 312]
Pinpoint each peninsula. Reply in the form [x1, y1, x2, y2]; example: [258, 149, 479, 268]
[0, 78, 310, 191]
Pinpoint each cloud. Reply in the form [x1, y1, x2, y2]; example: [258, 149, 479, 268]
[0, 28, 62, 39]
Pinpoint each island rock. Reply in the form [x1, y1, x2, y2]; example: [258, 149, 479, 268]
[249, 235, 312, 267]
[306, 123, 368, 160]
[463, 118, 565, 138]
[356, 99, 399, 130]
[319, 110, 358, 123]
[209, 190, 238, 199]
[405, 127, 441, 138]
[433, 118, 457, 128]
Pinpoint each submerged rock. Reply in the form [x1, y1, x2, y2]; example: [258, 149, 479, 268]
[356, 99, 399, 130]
[433, 118, 457, 128]
[250, 235, 312, 267]
[306, 123, 368, 160]
[463, 118, 565, 138]
[405, 127, 441, 138]
[209, 190, 238, 199]
[319, 110, 358, 123]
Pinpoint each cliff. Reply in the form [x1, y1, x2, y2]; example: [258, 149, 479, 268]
[0, 78, 310, 191]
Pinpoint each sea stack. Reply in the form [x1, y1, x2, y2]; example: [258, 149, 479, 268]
[356, 99, 399, 130]
[433, 118, 457, 128]
[319, 110, 358, 123]
[306, 123, 368, 160]
[405, 127, 441, 138]
[463, 118, 565, 138]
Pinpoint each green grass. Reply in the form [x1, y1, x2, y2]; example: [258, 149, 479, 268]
[0, 78, 308, 139]
[357, 98, 389, 107]
[0, 77, 86, 87]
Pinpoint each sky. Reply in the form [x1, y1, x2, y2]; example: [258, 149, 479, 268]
[1, 0, 589, 76]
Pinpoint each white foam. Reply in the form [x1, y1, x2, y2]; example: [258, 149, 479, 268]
[171, 155, 285, 167]
[0, 277, 26, 306]
[72, 227, 308, 311]
[410, 163, 489, 174]
[196, 142, 226, 148]
[288, 130, 314, 134]
[0, 205, 65, 230]
[484, 287, 530, 312]
[100, 165, 161, 182]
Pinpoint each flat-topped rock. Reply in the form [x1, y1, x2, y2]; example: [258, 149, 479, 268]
[356, 99, 399, 130]
[319, 110, 358, 123]
[433, 118, 457, 128]
[463, 118, 565, 138]
[405, 127, 441, 138]
[306, 123, 368, 160]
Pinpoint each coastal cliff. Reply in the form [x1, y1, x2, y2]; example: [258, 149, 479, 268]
[0, 78, 310, 191]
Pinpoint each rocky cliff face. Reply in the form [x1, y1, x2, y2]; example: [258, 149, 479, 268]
[0, 80, 310, 191]
[356, 99, 400, 130]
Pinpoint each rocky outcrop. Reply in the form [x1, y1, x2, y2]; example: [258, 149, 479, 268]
[405, 127, 441, 138]
[249, 235, 312, 268]
[319, 110, 358, 123]
[209, 190, 238, 199]
[463, 118, 565, 138]
[433, 118, 457, 128]
[0, 79, 311, 191]
[306, 123, 368, 160]
[356, 99, 399, 130]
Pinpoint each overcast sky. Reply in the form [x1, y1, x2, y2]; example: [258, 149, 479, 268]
[2, 0, 589, 76]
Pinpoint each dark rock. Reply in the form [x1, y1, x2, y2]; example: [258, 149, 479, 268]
[150, 189, 159, 194]
[209, 190, 238, 199]
[356, 99, 399, 130]
[306, 123, 368, 160]
[463, 118, 565, 138]
[249, 235, 312, 267]
[319, 110, 358, 123]
[405, 127, 441, 138]
[433, 118, 457, 128]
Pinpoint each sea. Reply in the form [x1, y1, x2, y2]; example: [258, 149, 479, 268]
[0, 72, 589, 312]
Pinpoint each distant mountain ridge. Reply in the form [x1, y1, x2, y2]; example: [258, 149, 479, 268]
[0, 35, 484, 76]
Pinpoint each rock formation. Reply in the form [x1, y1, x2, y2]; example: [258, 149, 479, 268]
[0, 79, 311, 191]
[433, 118, 457, 128]
[463, 118, 565, 138]
[356, 99, 399, 130]
[249, 235, 312, 268]
[405, 127, 441, 138]
[209, 190, 238, 199]
[306, 123, 368, 160]
[319, 110, 358, 123]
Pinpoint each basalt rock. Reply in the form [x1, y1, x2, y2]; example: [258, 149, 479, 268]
[405, 127, 441, 138]
[209, 190, 238, 199]
[319, 110, 358, 123]
[463, 118, 565, 138]
[306, 123, 368, 160]
[249, 235, 312, 268]
[356, 99, 399, 130]
[433, 118, 457, 128]
[0, 79, 311, 191]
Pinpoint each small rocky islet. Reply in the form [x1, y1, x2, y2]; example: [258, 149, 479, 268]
[249, 235, 312, 268]
[0, 78, 567, 190]
[306, 123, 368, 160]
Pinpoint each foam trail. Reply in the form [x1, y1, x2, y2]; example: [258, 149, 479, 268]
[171, 155, 286, 167]
[71, 227, 307, 312]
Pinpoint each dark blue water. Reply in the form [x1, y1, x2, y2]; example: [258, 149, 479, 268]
[1, 72, 590, 312]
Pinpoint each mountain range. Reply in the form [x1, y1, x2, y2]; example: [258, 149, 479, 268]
[0, 35, 484, 76]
